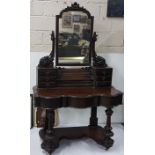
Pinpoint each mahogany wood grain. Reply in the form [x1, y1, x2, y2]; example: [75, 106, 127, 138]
[33, 86, 122, 154]
[34, 86, 122, 109]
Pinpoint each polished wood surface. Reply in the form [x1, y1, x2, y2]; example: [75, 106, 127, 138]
[37, 67, 112, 88]
[39, 125, 114, 153]
[37, 108, 115, 154]
[33, 86, 123, 154]
[34, 86, 121, 97]
[33, 86, 123, 109]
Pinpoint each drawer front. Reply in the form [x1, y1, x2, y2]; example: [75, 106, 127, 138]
[94, 67, 113, 87]
[38, 82, 57, 88]
[38, 69, 57, 76]
[95, 75, 112, 81]
[95, 68, 112, 76]
[95, 81, 112, 87]
[37, 68, 58, 88]
[38, 76, 57, 82]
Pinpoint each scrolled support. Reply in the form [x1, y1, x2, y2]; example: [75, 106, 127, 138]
[50, 31, 55, 58]
[91, 32, 107, 67]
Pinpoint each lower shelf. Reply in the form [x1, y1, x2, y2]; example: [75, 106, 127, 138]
[39, 126, 114, 154]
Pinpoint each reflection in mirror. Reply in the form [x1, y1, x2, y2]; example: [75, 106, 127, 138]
[58, 11, 91, 65]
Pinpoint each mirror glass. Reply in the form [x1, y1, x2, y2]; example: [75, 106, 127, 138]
[57, 11, 91, 65]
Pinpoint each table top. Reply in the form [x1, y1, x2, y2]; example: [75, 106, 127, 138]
[33, 86, 123, 108]
[33, 86, 123, 98]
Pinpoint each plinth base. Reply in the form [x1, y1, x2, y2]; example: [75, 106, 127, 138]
[39, 126, 114, 154]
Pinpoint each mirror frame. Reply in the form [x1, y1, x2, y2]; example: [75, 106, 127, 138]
[55, 2, 94, 66]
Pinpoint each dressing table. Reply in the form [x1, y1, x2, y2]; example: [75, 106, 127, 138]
[33, 3, 123, 155]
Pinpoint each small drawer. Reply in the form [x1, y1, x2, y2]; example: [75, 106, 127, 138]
[95, 69, 112, 76]
[95, 81, 111, 87]
[96, 75, 112, 81]
[38, 69, 57, 76]
[38, 76, 57, 82]
[38, 81, 57, 88]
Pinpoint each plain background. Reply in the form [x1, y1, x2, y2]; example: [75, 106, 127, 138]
[0, 1, 155, 155]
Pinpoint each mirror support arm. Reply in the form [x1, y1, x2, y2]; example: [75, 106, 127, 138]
[91, 32, 97, 59]
[38, 31, 55, 68]
[92, 32, 107, 67]
[50, 31, 55, 59]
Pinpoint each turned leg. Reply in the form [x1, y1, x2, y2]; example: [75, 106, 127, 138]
[89, 106, 98, 126]
[41, 109, 58, 155]
[103, 108, 114, 150]
[105, 108, 113, 131]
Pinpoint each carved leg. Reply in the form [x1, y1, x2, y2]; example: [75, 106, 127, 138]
[103, 108, 114, 150]
[89, 106, 98, 126]
[41, 109, 58, 155]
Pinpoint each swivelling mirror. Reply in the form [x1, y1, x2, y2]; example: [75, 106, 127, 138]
[56, 4, 93, 66]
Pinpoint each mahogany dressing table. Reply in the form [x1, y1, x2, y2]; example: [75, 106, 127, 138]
[33, 3, 123, 155]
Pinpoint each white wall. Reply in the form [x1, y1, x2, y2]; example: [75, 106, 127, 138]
[30, 0, 124, 53]
[30, 52, 124, 125]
